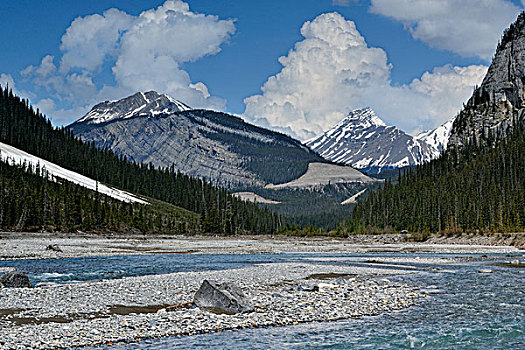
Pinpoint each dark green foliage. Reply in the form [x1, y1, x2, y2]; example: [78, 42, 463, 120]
[497, 11, 525, 52]
[0, 161, 199, 234]
[0, 86, 282, 235]
[365, 166, 412, 182]
[238, 183, 379, 230]
[348, 122, 525, 234]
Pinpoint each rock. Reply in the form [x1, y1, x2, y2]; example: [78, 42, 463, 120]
[46, 244, 62, 252]
[448, 13, 525, 149]
[478, 269, 493, 274]
[297, 284, 319, 292]
[35, 282, 58, 288]
[193, 280, 253, 314]
[0, 272, 32, 288]
[318, 283, 338, 289]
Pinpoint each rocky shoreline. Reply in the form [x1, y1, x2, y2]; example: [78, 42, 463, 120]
[0, 261, 424, 349]
[0, 232, 521, 261]
[0, 232, 520, 349]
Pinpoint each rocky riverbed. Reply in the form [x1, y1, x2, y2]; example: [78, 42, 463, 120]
[0, 261, 424, 349]
[0, 232, 521, 261]
[0, 233, 521, 349]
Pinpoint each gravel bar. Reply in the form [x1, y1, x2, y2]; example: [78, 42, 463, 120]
[0, 262, 424, 349]
[0, 232, 520, 261]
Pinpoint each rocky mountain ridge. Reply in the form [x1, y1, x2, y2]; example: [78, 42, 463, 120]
[77, 91, 191, 126]
[448, 12, 525, 148]
[69, 92, 332, 189]
[415, 119, 454, 157]
[306, 108, 442, 173]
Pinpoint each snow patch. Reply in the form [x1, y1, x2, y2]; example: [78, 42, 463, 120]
[416, 118, 454, 156]
[341, 188, 367, 205]
[0, 141, 148, 204]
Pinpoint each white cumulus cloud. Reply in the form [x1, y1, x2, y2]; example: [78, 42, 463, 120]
[244, 12, 487, 140]
[20, 0, 235, 125]
[369, 0, 520, 60]
[111, 0, 235, 110]
[244, 12, 391, 140]
[376, 64, 488, 134]
[59, 8, 134, 74]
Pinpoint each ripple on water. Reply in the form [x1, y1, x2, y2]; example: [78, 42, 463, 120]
[1, 252, 523, 349]
[98, 253, 525, 350]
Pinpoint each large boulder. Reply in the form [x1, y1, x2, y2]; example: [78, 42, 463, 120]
[193, 280, 253, 314]
[0, 272, 32, 288]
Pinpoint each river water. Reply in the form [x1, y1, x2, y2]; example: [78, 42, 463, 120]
[1, 252, 524, 349]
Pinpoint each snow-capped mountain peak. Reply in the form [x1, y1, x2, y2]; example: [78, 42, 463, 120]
[307, 108, 387, 149]
[77, 91, 191, 125]
[333, 107, 386, 131]
[306, 108, 437, 173]
[415, 119, 454, 157]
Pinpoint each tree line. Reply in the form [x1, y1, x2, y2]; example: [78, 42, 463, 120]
[347, 121, 525, 234]
[0, 159, 201, 233]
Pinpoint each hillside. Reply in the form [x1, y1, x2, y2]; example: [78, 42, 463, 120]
[348, 14, 525, 234]
[264, 162, 375, 189]
[0, 86, 282, 235]
[349, 124, 525, 233]
[0, 157, 200, 234]
[69, 92, 326, 188]
[0, 141, 147, 204]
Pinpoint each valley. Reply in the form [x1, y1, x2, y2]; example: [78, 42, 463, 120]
[0, 2, 524, 350]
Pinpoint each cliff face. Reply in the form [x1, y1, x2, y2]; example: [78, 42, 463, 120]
[448, 12, 525, 149]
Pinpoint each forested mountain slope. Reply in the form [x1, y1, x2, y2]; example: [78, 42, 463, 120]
[0, 160, 200, 234]
[349, 124, 525, 233]
[0, 86, 281, 235]
[0, 141, 147, 204]
[348, 13, 525, 234]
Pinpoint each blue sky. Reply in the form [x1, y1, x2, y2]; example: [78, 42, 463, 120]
[1, 0, 523, 139]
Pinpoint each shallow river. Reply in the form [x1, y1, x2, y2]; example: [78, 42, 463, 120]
[1, 252, 524, 349]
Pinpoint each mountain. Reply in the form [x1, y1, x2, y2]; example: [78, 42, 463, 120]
[448, 12, 525, 149]
[305, 108, 436, 173]
[69, 92, 327, 188]
[349, 121, 525, 234]
[0, 86, 282, 235]
[415, 119, 454, 157]
[76, 91, 191, 125]
[348, 13, 525, 235]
